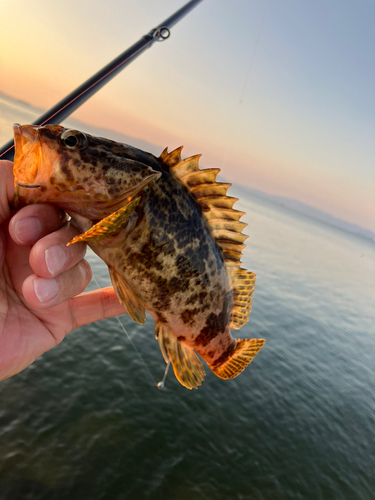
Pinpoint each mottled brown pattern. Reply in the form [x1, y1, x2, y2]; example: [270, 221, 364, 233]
[211, 341, 236, 367]
[12, 124, 263, 386]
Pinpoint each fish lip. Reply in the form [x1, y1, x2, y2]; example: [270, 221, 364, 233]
[17, 183, 41, 188]
[13, 123, 23, 162]
[13, 124, 42, 186]
[13, 123, 39, 151]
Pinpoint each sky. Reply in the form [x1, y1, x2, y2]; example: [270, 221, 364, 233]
[0, 0, 374, 231]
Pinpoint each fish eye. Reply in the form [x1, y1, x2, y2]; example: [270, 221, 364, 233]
[60, 130, 87, 150]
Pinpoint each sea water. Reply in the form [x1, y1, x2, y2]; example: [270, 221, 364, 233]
[0, 96, 374, 499]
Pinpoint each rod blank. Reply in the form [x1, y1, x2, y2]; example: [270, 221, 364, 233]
[0, 0, 203, 161]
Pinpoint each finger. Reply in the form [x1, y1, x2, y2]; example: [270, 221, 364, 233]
[9, 204, 67, 245]
[22, 259, 92, 309]
[0, 160, 14, 223]
[29, 223, 86, 278]
[0, 229, 4, 269]
[69, 287, 127, 329]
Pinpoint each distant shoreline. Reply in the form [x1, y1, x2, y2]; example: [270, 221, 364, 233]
[226, 181, 375, 243]
[1, 90, 373, 242]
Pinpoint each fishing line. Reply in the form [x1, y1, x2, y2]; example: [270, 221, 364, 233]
[0, 0, 204, 161]
[91, 273, 159, 388]
[239, 4, 269, 104]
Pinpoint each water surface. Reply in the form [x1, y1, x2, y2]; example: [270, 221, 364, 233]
[0, 97, 374, 499]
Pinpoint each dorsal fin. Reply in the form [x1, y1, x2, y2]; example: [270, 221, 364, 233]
[171, 155, 202, 177]
[199, 195, 239, 210]
[211, 229, 248, 244]
[160, 147, 256, 329]
[204, 208, 245, 221]
[180, 168, 221, 187]
[190, 182, 232, 199]
[160, 146, 184, 167]
[208, 219, 248, 233]
[227, 268, 256, 329]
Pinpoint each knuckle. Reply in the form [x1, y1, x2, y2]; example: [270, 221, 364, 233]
[79, 259, 92, 285]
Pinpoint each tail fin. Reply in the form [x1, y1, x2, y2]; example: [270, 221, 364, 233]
[211, 338, 265, 380]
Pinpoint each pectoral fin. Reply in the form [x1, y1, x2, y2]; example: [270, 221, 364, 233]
[67, 197, 140, 246]
[155, 324, 205, 390]
[109, 266, 146, 324]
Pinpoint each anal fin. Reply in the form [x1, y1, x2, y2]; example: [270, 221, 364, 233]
[211, 339, 265, 380]
[109, 266, 146, 324]
[155, 324, 205, 390]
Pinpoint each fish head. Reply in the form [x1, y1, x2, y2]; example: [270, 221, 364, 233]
[13, 124, 162, 218]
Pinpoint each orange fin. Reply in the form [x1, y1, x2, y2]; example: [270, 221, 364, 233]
[210, 338, 265, 380]
[67, 197, 140, 246]
[159, 146, 184, 167]
[109, 266, 146, 324]
[160, 147, 256, 329]
[155, 323, 205, 390]
[227, 267, 256, 329]
[159, 147, 248, 269]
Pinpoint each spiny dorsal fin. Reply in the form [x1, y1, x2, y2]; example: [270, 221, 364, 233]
[208, 219, 248, 233]
[171, 155, 202, 177]
[160, 147, 249, 256]
[199, 196, 239, 210]
[180, 168, 220, 187]
[212, 229, 248, 245]
[160, 147, 256, 329]
[190, 182, 232, 199]
[218, 241, 245, 263]
[216, 240, 246, 253]
[160, 146, 184, 167]
[204, 207, 245, 222]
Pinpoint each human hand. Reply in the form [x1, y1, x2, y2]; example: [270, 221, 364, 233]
[0, 160, 126, 381]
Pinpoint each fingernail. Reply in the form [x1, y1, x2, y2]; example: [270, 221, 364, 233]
[34, 278, 59, 303]
[45, 245, 67, 276]
[14, 217, 42, 244]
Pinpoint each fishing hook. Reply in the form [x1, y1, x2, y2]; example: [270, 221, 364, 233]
[157, 359, 171, 390]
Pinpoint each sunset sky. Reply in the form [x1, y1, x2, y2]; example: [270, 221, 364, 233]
[1, 0, 374, 231]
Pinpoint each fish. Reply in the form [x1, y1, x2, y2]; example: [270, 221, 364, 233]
[12, 123, 265, 390]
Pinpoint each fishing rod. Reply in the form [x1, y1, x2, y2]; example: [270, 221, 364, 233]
[0, 0, 203, 161]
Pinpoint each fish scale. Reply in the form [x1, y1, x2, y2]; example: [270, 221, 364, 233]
[12, 123, 265, 390]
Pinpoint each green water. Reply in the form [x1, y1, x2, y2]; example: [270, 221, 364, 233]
[0, 189, 374, 499]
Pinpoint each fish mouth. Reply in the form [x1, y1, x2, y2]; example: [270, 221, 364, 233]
[17, 183, 41, 188]
[12, 123, 163, 217]
[13, 124, 43, 185]
[12, 124, 46, 208]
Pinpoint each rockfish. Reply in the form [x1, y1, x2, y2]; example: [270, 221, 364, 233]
[12, 124, 265, 389]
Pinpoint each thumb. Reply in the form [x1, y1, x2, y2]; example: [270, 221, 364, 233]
[0, 160, 15, 224]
